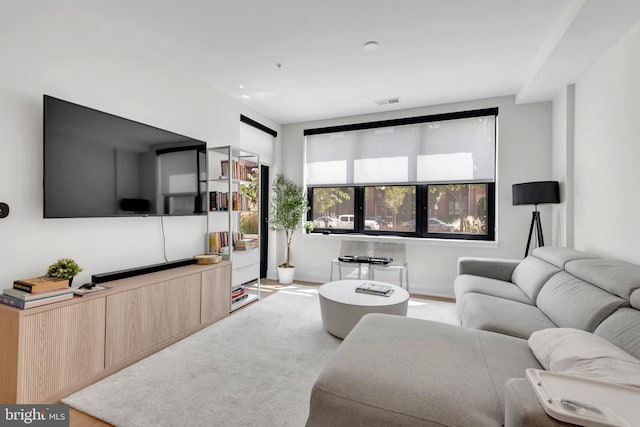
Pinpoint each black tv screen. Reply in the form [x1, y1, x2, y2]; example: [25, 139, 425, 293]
[43, 95, 207, 218]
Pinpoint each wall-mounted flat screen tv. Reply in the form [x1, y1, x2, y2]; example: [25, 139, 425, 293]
[43, 95, 207, 218]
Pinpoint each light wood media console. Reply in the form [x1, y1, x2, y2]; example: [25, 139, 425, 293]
[0, 262, 231, 404]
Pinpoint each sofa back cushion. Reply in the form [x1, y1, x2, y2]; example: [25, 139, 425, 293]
[532, 246, 599, 269]
[511, 257, 560, 302]
[536, 271, 626, 332]
[565, 258, 640, 300]
[594, 308, 640, 359]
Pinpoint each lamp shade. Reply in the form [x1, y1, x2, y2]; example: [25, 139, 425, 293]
[512, 181, 560, 205]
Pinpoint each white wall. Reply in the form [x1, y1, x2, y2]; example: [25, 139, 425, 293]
[573, 22, 640, 263]
[551, 85, 575, 247]
[280, 96, 552, 297]
[0, 3, 279, 286]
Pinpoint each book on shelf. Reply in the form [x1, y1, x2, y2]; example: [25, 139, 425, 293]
[209, 191, 229, 211]
[231, 288, 245, 299]
[219, 159, 257, 182]
[208, 231, 229, 254]
[13, 276, 69, 292]
[231, 293, 249, 305]
[355, 282, 394, 296]
[231, 191, 252, 211]
[234, 238, 257, 250]
[220, 160, 229, 178]
[4, 287, 73, 301]
[0, 292, 73, 309]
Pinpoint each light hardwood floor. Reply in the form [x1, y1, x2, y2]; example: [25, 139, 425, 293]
[67, 279, 453, 426]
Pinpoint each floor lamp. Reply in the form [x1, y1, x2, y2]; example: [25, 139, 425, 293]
[512, 181, 560, 258]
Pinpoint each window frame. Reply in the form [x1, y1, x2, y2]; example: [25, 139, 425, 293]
[420, 183, 495, 241]
[307, 186, 356, 235]
[307, 183, 495, 240]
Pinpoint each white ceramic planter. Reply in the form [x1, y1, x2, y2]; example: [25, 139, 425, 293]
[277, 266, 295, 285]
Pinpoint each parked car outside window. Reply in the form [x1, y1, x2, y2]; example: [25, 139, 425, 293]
[337, 214, 380, 230]
[366, 216, 389, 229]
[427, 218, 455, 232]
[400, 218, 455, 232]
[313, 216, 338, 228]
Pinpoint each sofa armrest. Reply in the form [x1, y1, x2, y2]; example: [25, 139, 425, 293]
[504, 378, 573, 427]
[457, 257, 521, 282]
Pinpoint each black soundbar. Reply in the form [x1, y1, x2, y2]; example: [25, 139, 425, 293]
[91, 258, 196, 284]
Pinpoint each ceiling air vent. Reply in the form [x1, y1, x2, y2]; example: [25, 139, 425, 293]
[374, 97, 400, 106]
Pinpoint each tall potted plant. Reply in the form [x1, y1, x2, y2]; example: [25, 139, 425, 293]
[270, 175, 308, 284]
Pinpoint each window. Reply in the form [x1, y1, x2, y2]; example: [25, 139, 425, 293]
[364, 186, 416, 231]
[309, 187, 355, 231]
[305, 108, 497, 240]
[426, 183, 492, 236]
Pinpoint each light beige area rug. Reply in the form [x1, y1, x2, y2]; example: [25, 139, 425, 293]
[63, 284, 457, 426]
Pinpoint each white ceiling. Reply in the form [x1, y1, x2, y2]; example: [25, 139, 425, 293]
[50, 1, 640, 124]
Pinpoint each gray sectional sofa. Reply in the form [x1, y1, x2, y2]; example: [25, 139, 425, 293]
[306, 247, 640, 427]
[455, 246, 639, 339]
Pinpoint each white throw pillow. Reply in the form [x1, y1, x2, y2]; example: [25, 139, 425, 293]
[529, 328, 640, 388]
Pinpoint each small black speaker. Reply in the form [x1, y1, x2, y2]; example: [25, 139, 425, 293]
[119, 198, 151, 213]
[0, 202, 9, 218]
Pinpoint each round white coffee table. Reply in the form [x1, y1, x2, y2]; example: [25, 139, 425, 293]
[318, 279, 410, 339]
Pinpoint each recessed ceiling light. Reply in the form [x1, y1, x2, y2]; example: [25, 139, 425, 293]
[239, 84, 245, 89]
[363, 41, 379, 52]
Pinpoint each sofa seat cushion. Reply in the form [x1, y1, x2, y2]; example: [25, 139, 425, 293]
[306, 314, 542, 427]
[454, 274, 533, 305]
[459, 293, 556, 339]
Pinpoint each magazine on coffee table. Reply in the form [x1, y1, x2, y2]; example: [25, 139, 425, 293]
[355, 282, 394, 296]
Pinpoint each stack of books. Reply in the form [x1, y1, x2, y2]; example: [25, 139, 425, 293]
[221, 160, 257, 182]
[355, 282, 394, 297]
[1, 276, 74, 309]
[231, 285, 248, 305]
[231, 191, 251, 211]
[235, 238, 257, 251]
[208, 231, 230, 254]
[209, 191, 230, 211]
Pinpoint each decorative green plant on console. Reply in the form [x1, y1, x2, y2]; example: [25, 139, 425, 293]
[304, 221, 315, 234]
[47, 258, 83, 286]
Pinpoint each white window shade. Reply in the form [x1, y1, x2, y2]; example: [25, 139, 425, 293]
[417, 116, 495, 182]
[417, 153, 474, 181]
[354, 157, 408, 183]
[307, 160, 348, 184]
[305, 115, 495, 185]
[239, 122, 274, 165]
